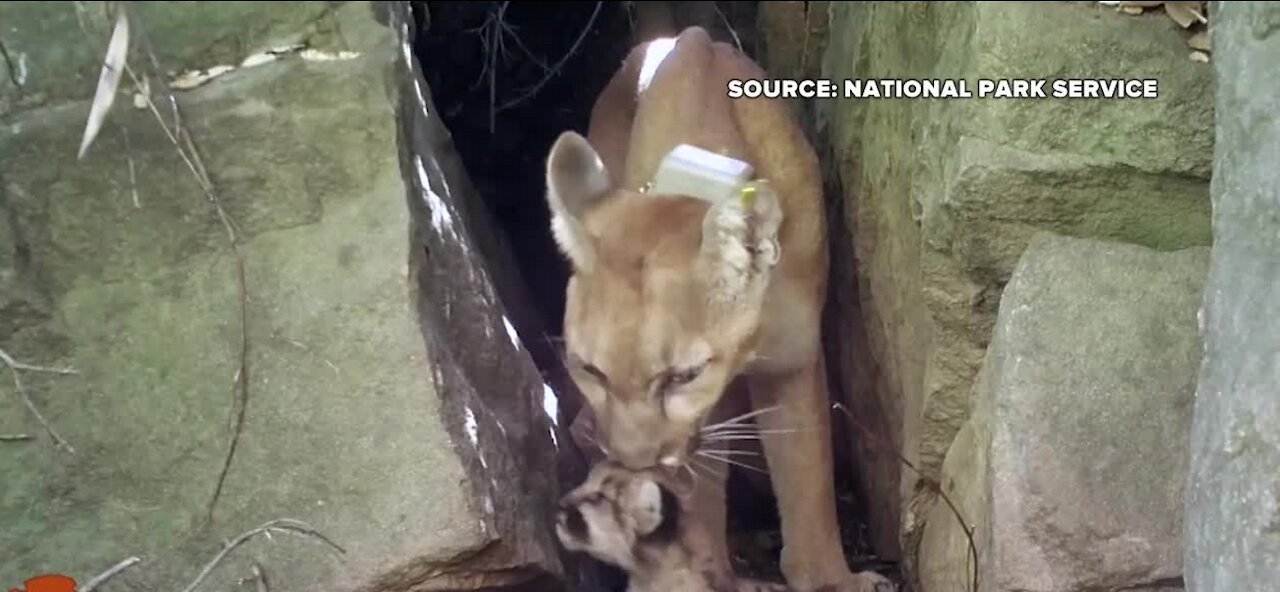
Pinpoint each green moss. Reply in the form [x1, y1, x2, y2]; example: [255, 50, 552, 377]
[1, 3, 486, 588]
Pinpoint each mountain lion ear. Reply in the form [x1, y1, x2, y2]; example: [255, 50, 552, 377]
[545, 131, 613, 272]
[698, 180, 783, 303]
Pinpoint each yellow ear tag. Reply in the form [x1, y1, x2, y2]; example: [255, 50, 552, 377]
[739, 184, 758, 209]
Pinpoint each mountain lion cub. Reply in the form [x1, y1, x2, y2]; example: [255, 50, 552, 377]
[542, 26, 891, 592]
[557, 461, 793, 592]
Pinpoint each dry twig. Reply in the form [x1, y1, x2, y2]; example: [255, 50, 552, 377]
[1, 433, 34, 442]
[492, 1, 603, 116]
[832, 403, 979, 592]
[467, 1, 549, 131]
[713, 3, 743, 53]
[0, 38, 21, 90]
[74, 4, 252, 522]
[800, 2, 813, 80]
[179, 519, 345, 592]
[120, 125, 141, 208]
[79, 555, 143, 592]
[0, 345, 78, 454]
[247, 562, 269, 592]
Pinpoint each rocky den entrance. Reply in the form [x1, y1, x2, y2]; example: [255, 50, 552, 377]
[411, 0, 895, 586]
[2, 2, 1276, 592]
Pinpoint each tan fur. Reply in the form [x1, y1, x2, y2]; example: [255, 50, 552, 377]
[543, 27, 893, 592]
[556, 462, 792, 592]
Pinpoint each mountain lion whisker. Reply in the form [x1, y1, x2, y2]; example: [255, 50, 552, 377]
[698, 434, 764, 443]
[696, 451, 769, 475]
[691, 455, 727, 482]
[701, 427, 806, 439]
[681, 462, 703, 483]
[697, 448, 760, 457]
[699, 404, 785, 432]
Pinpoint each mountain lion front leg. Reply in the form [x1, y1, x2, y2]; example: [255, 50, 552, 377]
[747, 351, 893, 592]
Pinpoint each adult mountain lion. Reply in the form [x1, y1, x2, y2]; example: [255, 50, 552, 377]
[542, 26, 891, 592]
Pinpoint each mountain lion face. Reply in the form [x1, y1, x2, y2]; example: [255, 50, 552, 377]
[544, 132, 781, 470]
[555, 461, 684, 572]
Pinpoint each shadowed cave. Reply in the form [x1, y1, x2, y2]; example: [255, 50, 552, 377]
[408, 1, 891, 586]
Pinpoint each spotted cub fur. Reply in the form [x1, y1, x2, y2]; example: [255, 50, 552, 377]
[556, 461, 791, 592]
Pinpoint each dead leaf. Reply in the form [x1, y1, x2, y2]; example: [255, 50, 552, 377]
[78, 8, 129, 160]
[1165, 1, 1203, 28]
[169, 65, 236, 91]
[1121, 5, 1146, 15]
[1188, 30, 1211, 52]
[1189, 50, 1210, 63]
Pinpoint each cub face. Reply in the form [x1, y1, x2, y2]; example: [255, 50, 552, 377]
[543, 132, 783, 470]
[555, 461, 685, 572]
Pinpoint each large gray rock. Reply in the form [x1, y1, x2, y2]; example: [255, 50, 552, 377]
[1185, 3, 1280, 590]
[806, 0, 1214, 562]
[1, 2, 599, 591]
[919, 233, 1208, 591]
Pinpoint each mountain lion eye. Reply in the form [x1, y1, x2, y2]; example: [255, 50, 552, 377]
[668, 366, 703, 388]
[582, 363, 608, 385]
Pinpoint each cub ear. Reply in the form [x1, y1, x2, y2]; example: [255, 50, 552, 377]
[545, 131, 613, 272]
[698, 180, 783, 303]
[631, 478, 680, 540]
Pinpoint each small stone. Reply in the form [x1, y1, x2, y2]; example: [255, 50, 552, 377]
[1164, 1, 1203, 28]
[1188, 30, 1211, 52]
[1190, 50, 1210, 62]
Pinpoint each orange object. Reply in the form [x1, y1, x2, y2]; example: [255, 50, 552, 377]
[9, 573, 77, 592]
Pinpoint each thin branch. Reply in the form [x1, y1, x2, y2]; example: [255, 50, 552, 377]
[487, 7, 498, 133]
[713, 3, 743, 53]
[178, 519, 345, 592]
[206, 252, 249, 523]
[251, 562, 269, 592]
[0, 347, 79, 375]
[624, 1, 636, 41]
[121, 125, 141, 208]
[73, 1, 93, 37]
[492, 1, 602, 115]
[236, 562, 270, 592]
[111, 27, 251, 523]
[832, 402, 979, 592]
[0, 38, 21, 89]
[79, 556, 142, 592]
[0, 345, 76, 454]
[800, 2, 813, 78]
[71, 2, 253, 501]
[500, 20, 550, 72]
[1, 433, 34, 442]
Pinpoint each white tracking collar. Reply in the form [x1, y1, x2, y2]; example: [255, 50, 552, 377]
[644, 144, 755, 205]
